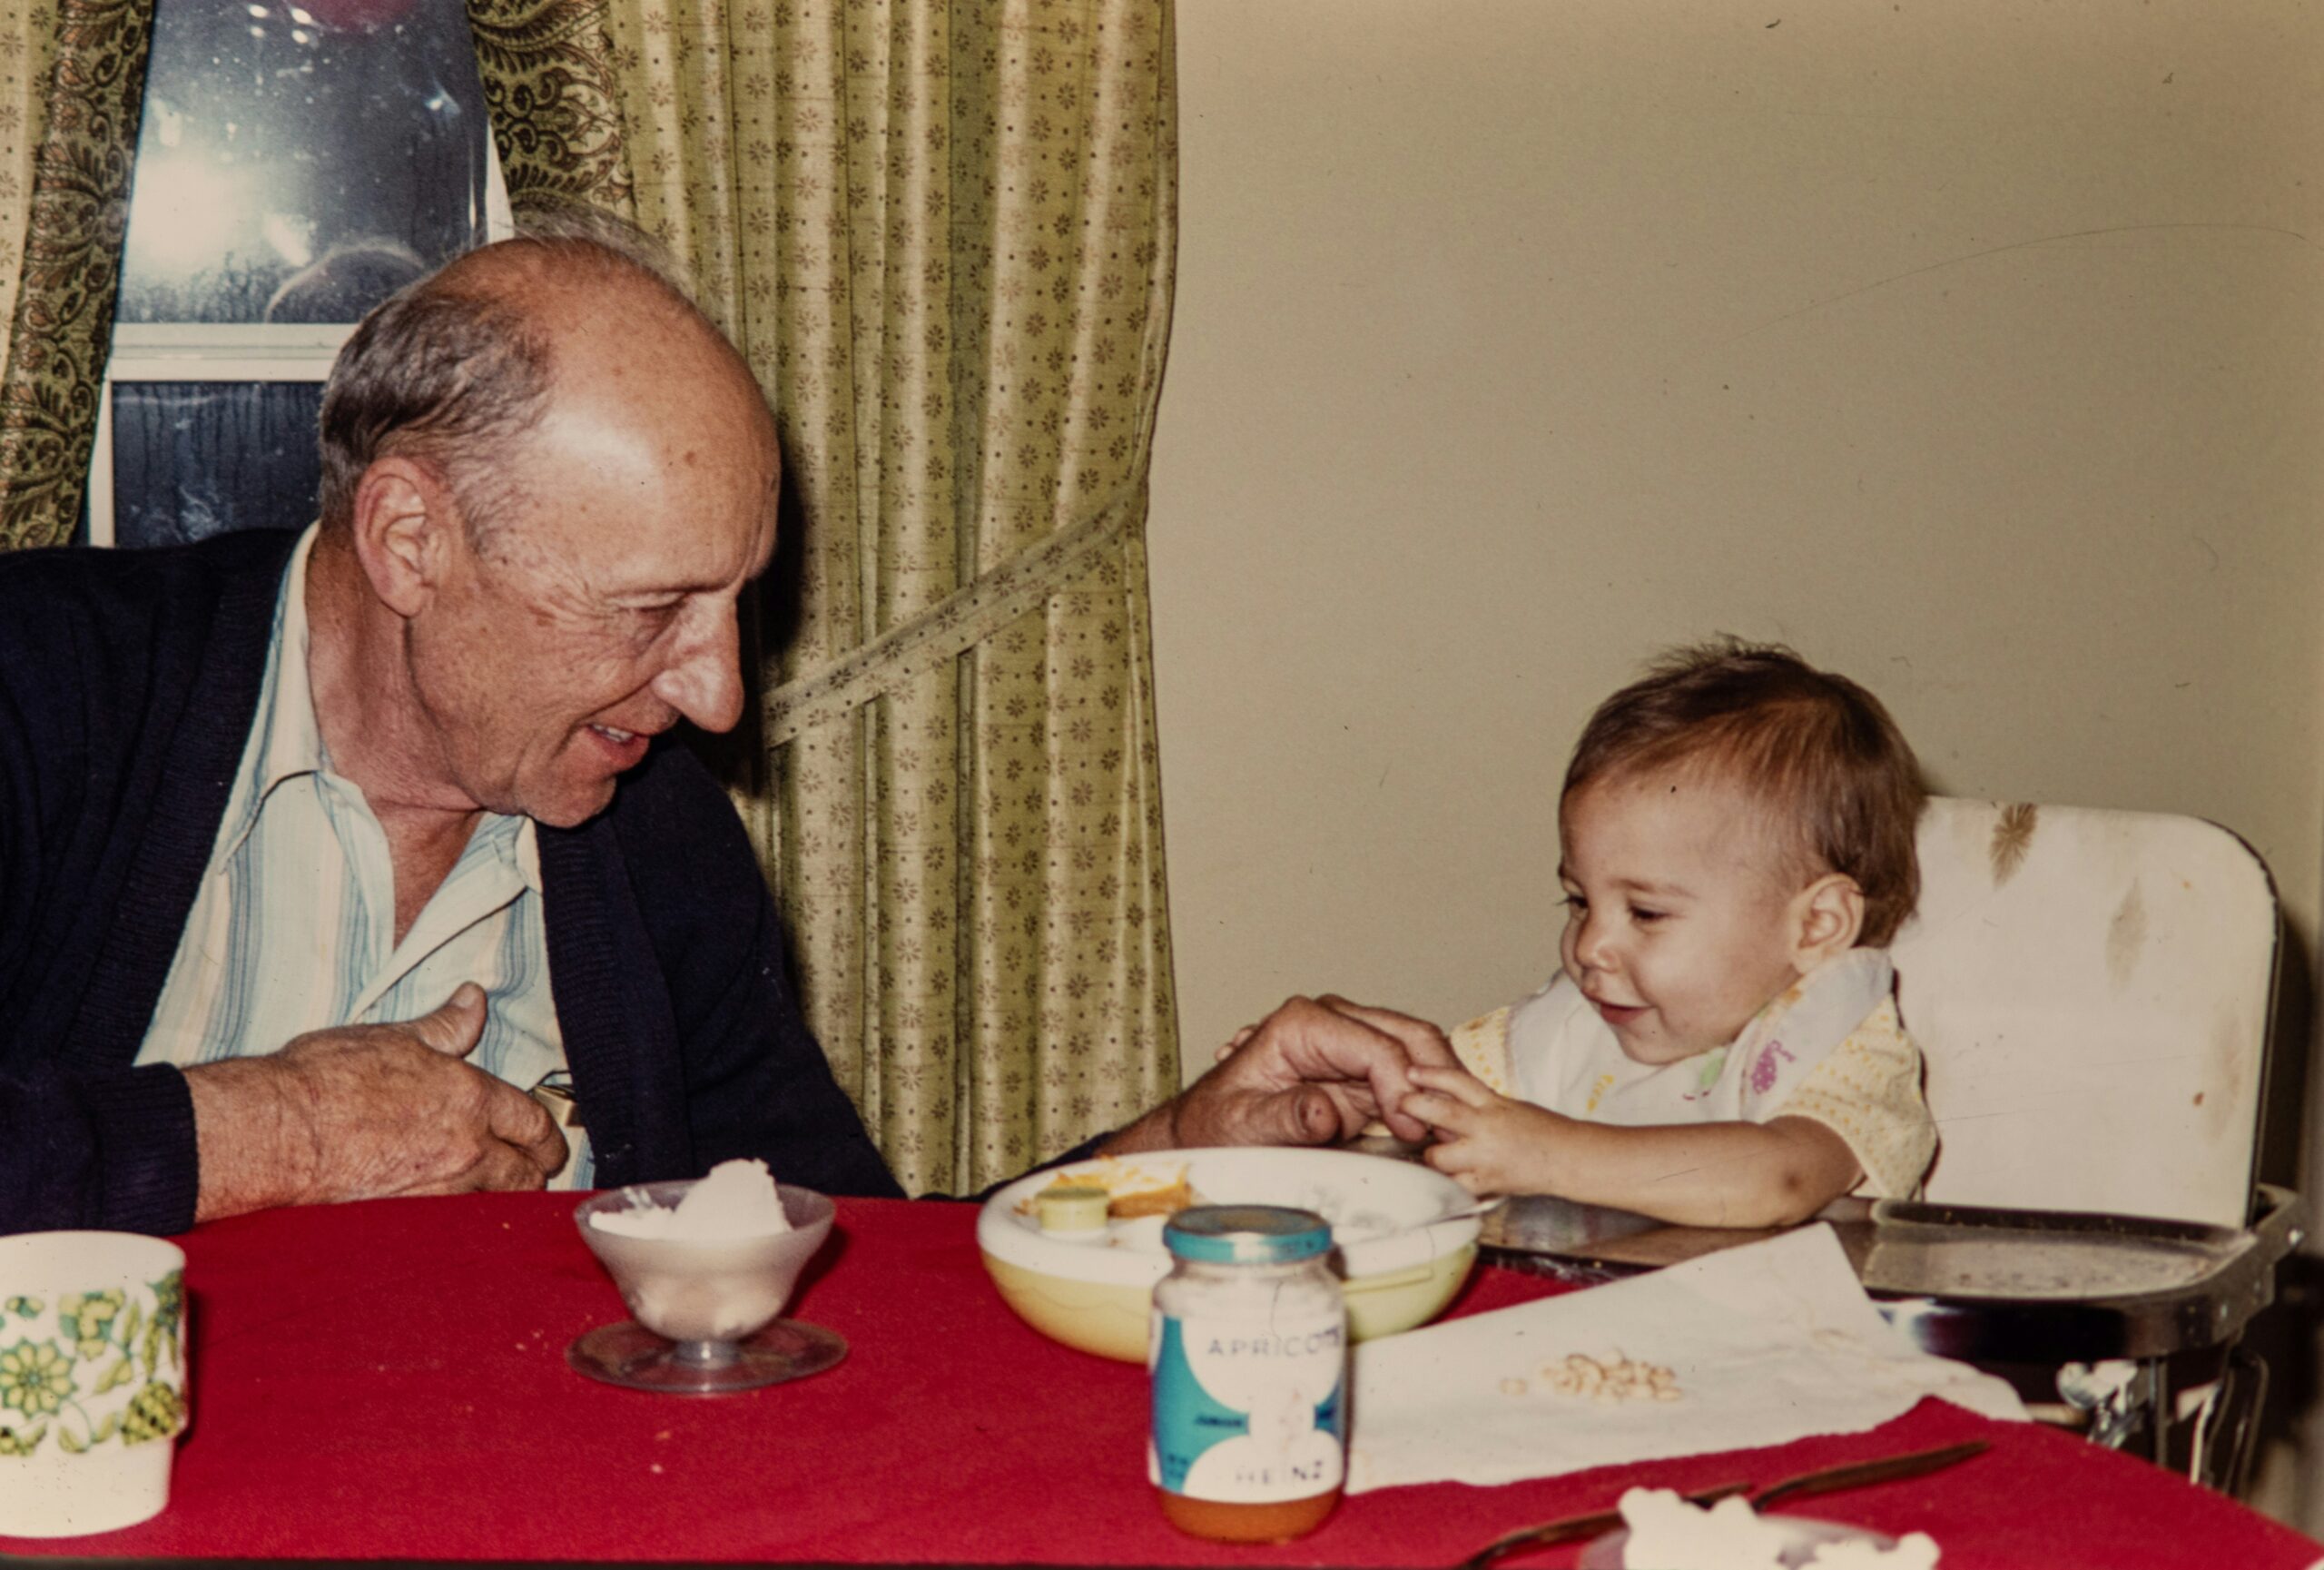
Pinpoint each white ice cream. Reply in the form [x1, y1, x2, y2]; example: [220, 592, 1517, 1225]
[591, 1159, 794, 1240]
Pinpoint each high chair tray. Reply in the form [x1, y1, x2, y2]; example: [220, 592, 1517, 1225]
[1482, 1185, 2303, 1362]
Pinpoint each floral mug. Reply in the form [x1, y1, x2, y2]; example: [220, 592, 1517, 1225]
[0, 1231, 188, 1537]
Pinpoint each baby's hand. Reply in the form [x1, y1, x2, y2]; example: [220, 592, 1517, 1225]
[1402, 1064, 1569, 1198]
[1214, 1022, 1259, 1063]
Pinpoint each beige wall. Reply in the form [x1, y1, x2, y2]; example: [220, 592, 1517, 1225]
[1154, 0, 2324, 1069]
[1148, 0, 2324, 1518]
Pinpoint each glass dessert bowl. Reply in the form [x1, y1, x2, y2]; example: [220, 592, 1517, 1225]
[570, 1164, 843, 1394]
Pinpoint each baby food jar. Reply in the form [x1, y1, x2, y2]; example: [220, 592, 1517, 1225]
[1148, 1205, 1346, 1542]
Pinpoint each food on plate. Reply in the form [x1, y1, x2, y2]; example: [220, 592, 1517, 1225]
[1034, 1185, 1112, 1237]
[589, 1158, 794, 1241]
[1025, 1160, 1198, 1220]
[1620, 1492, 1787, 1570]
[1107, 1174, 1196, 1219]
[1615, 1487, 1939, 1569]
[1807, 1536, 1942, 1570]
[1015, 1160, 1430, 1242]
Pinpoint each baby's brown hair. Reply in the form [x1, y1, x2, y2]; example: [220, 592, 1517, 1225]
[1563, 639, 1926, 946]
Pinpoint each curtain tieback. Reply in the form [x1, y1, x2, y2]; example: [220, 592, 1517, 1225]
[763, 484, 1142, 747]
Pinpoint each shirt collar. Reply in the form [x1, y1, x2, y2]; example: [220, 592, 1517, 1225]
[218, 525, 326, 859]
[494, 809, 547, 897]
[219, 524, 540, 889]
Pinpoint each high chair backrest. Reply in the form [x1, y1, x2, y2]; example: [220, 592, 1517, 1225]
[1888, 796, 2280, 1229]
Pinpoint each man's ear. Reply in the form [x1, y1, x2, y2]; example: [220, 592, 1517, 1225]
[348, 456, 459, 618]
[1791, 873, 1866, 969]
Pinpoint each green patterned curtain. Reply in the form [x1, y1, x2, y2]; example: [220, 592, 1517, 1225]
[0, 0, 149, 549]
[470, 0, 1181, 1195]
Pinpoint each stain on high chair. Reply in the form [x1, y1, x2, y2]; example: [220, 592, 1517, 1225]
[1989, 802, 2038, 886]
[2202, 1013, 2251, 1146]
[2107, 881, 2149, 990]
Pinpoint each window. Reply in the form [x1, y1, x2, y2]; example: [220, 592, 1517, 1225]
[90, 0, 507, 547]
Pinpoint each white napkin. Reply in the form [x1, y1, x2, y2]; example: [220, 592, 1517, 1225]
[1345, 1224, 2026, 1493]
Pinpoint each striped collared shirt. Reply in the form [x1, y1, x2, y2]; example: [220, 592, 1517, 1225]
[138, 525, 592, 1189]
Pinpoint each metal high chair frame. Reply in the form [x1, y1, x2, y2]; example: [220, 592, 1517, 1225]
[1884, 795, 2304, 1493]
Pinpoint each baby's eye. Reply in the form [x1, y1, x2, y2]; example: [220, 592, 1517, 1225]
[1629, 905, 1667, 925]
[1560, 894, 1587, 915]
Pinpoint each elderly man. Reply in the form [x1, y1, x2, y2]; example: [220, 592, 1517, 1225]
[0, 233, 1448, 1236]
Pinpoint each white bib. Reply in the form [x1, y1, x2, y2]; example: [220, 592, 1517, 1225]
[1506, 949, 1896, 1126]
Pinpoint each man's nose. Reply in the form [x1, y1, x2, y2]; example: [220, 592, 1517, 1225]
[652, 601, 744, 734]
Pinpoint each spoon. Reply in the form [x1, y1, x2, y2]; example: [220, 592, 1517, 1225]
[1436, 1196, 1511, 1225]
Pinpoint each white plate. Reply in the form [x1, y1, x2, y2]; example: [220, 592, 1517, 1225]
[1580, 1516, 1901, 1569]
[977, 1146, 1479, 1287]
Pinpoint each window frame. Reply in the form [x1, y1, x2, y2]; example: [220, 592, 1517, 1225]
[88, 324, 350, 548]
[87, 135, 513, 547]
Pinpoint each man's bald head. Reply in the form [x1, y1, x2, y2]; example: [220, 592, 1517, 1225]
[317, 228, 760, 551]
[304, 222, 783, 828]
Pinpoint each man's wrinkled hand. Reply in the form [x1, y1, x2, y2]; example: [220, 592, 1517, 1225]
[188, 983, 569, 1221]
[1107, 994, 1458, 1154]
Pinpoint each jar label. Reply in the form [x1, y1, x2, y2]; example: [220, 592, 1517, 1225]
[1147, 1308, 1345, 1502]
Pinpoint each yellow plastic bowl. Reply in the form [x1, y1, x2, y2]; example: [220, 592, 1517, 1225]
[978, 1147, 1482, 1363]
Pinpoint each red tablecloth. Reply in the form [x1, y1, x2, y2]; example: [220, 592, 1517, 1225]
[5, 1192, 2317, 1566]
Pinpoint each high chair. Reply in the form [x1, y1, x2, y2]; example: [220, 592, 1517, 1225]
[1886, 795, 2301, 1491]
[1895, 795, 2278, 1228]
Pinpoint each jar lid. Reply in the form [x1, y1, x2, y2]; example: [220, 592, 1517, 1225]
[1163, 1205, 1332, 1263]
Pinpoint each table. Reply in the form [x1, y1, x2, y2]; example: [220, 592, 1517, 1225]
[6, 1192, 2319, 1567]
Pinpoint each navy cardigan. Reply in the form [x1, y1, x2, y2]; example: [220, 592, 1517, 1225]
[0, 528, 901, 1235]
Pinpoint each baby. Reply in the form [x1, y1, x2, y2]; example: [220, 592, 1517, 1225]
[1400, 639, 1937, 1228]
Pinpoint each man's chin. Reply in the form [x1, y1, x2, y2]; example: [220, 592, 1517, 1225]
[519, 777, 622, 829]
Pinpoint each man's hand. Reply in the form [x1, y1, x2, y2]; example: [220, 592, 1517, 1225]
[186, 983, 569, 1223]
[1103, 994, 1459, 1154]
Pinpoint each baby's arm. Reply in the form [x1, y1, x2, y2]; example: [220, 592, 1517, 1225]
[1403, 1066, 1860, 1229]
